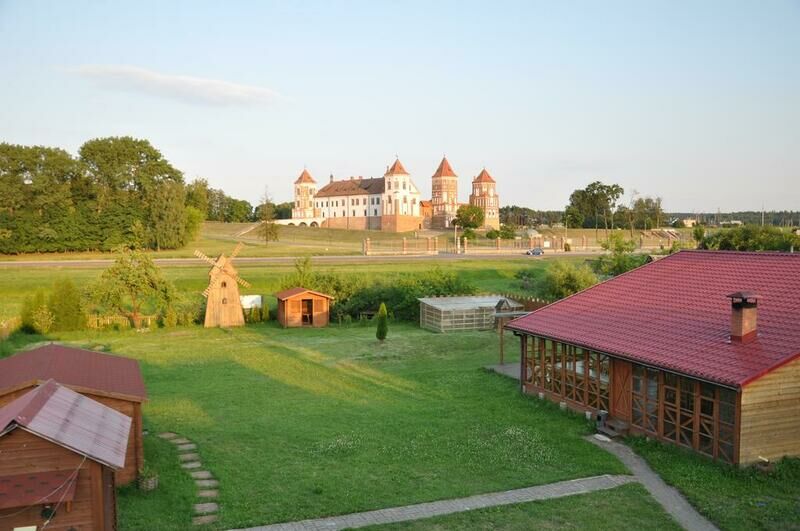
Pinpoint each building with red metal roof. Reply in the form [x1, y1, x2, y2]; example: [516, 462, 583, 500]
[506, 250, 800, 465]
[0, 344, 147, 485]
[0, 380, 130, 530]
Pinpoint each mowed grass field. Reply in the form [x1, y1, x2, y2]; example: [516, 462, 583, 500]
[0, 256, 553, 320]
[0, 222, 440, 261]
[10, 323, 630, 530]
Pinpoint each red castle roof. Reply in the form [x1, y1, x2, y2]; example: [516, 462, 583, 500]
[473, 168, 495, 183]
[385, 158, 409, 176]
[506, 251, 800, 388]
[432, 157, 457, 178]
[294, 169, 316, 184]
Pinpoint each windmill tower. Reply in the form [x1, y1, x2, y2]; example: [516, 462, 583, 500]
[195, 242, 252, 328]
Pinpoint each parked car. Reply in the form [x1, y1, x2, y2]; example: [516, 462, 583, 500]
[526, 247, 544, 256]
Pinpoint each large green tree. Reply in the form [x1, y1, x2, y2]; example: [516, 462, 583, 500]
[453, 205, 485, 230]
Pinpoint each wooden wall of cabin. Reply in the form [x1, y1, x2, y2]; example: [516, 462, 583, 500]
[0, 387, 141, 486]
[739, 357, 800, 464]
[280, 295, 331, 327]
[0, 429, 111, 530]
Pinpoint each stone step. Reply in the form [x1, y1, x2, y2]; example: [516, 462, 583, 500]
[157, 432, 178, 440]
[192, 514, 219, 526]
[190, 470, 214, 480]
[197, 489, 218, 498]
[195, 479, 219, 488]
[194, 502, 219, 515]
[177, 443, 197, 451]
[171, 437, 192, 445]
[182, 461, 202, 469]
[179, 453, 200, 462]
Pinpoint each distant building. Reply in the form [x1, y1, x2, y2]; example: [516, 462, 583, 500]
[430, 157, 459, 229]
[287, 157, 501, 232]
[682, 218, 698, 228]
[469, 168, 500, 230]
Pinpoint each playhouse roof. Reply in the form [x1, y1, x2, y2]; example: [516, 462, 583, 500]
[0, 344, 147, 402]
[0, 380, 131, 469]
[275, 287, 335, 301]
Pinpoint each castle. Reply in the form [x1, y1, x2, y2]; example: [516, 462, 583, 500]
[289, 157, 500, 232]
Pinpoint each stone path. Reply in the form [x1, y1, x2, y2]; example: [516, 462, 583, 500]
[587, 435, 719, 531]
[158, 432, 220, 526]
[230, 474, 634, 531]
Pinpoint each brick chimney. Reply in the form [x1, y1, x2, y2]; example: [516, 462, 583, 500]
[329, 173, 334, 183]
[727, 292, 759, 344]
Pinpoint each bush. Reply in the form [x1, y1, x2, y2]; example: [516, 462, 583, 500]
[32, 305, 55, 334]
[49, 279, 86, 331]
[540, 261, 598, 300]
[376, 302, 388, 341]
[20, 291, 47, 333]
[486, 229, 500, 240]
[161, 306, 178, 328]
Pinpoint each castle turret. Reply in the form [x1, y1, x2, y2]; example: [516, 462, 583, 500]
[292, 169, 318, 219]
[469, 168, 500, 230]
[431, 157, 459, 228]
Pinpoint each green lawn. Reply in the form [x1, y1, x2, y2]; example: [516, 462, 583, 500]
[628, 437, 800, 531]
[361, 483, 681, 530]
[18, 323, 626, 530]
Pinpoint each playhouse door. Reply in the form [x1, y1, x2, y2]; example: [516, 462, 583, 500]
[302, 299, 313, 325]
[611, 359, 632, 422]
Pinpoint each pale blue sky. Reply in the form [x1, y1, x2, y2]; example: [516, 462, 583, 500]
[1, 0, 798, 211]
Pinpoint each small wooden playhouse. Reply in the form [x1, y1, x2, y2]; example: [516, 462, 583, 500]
[0, 344, 147, 485]
[275, 287, 333, 328]
[0, 380, 130, 530]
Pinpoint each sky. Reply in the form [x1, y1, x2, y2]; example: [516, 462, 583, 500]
[1, 0, 798, 212]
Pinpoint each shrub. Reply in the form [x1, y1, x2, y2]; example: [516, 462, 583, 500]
[486, 229, 500, 240]
[20, 291, 47, 333]
[49, 278, 86, 331]
[32, 305, 55, 334]
[540, 261, 598, 300]
[161, 306, 178, 328]
[376, 302, 388, 341]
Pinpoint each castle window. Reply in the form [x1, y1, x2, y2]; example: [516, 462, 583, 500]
[403, 181, 406, 190]
[373, 209, 377, 216]
[363, 209, 367, 216]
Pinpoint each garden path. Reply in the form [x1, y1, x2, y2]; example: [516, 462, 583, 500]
[157, 432, 221, 526]
[229, 474, 634, 531]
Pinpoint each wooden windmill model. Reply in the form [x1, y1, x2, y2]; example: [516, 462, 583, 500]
[195, 242, 252, 328]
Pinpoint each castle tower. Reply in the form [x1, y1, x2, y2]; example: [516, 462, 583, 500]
[431, 156, 459, 228]
[292, 168, 317, 219]
[469, 168, 500, 230]
[381, 157, 423, 232]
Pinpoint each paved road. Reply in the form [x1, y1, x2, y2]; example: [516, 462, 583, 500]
[0, 251, 603, 268]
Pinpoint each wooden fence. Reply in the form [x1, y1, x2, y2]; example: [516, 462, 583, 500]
[86, 314, 158, 330]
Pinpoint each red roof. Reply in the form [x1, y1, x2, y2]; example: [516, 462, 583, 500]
[0, 380, 131, 469]
[506, 251, 800, 388]
[294, 169, 316, 185]
[315, 177, 384, 198]
[0, 470, 79, 510]
[0, 344, 147, 402]
[385, 158, 409, 176]
[473, 168, 495, 183]
[275, 287, 334, 300]
[432, 157, 457, 178]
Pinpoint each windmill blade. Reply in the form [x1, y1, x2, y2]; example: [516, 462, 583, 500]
[202, 275, 221, 298]
[233, 274, 251, 288]
[194, 249, 219, 267]
[230, 242, 245, 259]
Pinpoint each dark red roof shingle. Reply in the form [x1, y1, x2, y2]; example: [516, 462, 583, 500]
[506, 251, 800, 387]
[0, 344, 147, 401]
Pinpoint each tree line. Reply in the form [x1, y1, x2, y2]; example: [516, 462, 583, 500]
[0, 137, 294, 254]
[0, 137, 200, 253]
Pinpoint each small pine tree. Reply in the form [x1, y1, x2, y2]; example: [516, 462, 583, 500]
[162, 306, 178, 328]
[376, 302, 388, 342]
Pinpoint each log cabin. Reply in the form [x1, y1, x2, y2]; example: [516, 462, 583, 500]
[506, 250, 800, 465]
[275, 287, 333, 328]
[0, 344, 147, 485]
[0, 379, 130, 531]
